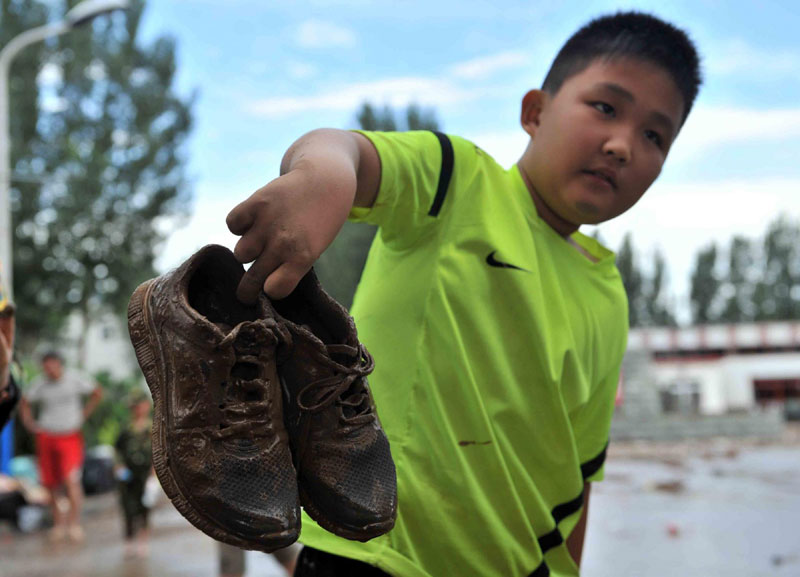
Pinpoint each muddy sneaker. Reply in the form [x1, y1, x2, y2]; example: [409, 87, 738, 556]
[273, 270, 397, 542]
[127, 244, 299, 552]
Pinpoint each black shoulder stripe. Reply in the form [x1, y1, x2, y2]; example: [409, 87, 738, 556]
[428, 130, 453, 217]
[528, 560, 550, 577]
[580, 442, 609, 480]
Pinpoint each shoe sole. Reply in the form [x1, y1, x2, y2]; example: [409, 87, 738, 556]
[298, 483, 396, 542]
[128, 279, 298, 552]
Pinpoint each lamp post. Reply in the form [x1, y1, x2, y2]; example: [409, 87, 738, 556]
[0, 0, 129, 300]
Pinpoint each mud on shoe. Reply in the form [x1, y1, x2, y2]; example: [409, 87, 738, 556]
[127, 244, 299, 552]
[273, 270, 397, 542]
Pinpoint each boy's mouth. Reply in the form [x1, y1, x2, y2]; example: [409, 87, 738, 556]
[582, 168, 617, 189]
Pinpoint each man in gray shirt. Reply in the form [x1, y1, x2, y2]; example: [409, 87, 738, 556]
[20, 351, 103, 543]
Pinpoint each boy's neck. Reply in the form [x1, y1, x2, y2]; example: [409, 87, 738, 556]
[517, 162, 599, 263]
[516, 162, 579, 238]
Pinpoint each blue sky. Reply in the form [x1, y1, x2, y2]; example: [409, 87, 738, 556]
[138, 0, 800, 321]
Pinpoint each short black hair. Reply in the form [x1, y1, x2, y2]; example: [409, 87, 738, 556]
[41, 350, 63, 363]
[542, 12, 702, 123]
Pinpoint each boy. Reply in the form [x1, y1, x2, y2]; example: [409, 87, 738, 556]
[227, 11, 700, 577]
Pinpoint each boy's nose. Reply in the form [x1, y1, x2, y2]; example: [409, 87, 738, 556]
[602, 135, 631, 164]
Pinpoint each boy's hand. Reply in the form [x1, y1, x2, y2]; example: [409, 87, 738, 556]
[227, 129, 380, 304]
[227, 166, 355, 303]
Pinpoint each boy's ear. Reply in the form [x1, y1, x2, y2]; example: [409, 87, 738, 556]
[520, 89, 548, 138]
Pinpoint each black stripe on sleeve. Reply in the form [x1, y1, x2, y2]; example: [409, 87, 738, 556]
[428, 131, 454, 217]
[551, 489, 585, 524]
[580, 442, 609, 480]
[536, 527, 564, 553]
[527, 560, 551, 577]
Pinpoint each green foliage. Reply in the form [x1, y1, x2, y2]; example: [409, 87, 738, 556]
[316, 103, 441, 308]
[645, 249, 676, 326]
[616, 234, 643, 327]
[355, 101, 439, 132]
[84, 371, 144, 447]
[756, 216, 800, 320]
[689, 244, 719, 324]
[8, 0, 194, 353]
[719, 235, 755, 322]
[616, 234, 675, 328]
[690, 215, 800, 325]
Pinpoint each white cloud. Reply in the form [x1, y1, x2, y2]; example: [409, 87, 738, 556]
[296, 20, 356, 49]
[157, 195, 240, 273]
[248, 77, 474, 117]
[449, 51, 528, 80]
[709, 38, 800, 78]
[463, 129, 527, 168]
[669, 105, 800, 165]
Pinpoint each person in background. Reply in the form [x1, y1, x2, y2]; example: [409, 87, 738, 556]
[114, 389, 153, 557]
[19, 350, 103, 543]
[0, 272, 19, 430]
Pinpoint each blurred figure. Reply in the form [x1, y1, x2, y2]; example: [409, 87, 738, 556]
[0, 270, 19, 430]
[19, 350, 103, 543]
[114, 390, 153, 557]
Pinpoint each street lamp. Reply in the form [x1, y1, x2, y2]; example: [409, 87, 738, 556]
[0, 0, 129, 300]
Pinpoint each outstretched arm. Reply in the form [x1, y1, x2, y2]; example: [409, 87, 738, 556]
[226, 128, 380, 303]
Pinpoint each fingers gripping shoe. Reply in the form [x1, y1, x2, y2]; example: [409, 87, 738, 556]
[273, 270, 397, 541]
[127, 245, 299, 552]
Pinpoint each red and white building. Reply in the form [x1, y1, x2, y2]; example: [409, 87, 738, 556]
[625, 321, 800, 417]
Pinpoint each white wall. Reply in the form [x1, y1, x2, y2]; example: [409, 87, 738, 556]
[652, 352, 800, 415]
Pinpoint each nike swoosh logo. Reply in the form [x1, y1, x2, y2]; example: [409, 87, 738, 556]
[486, 251, 529, 272]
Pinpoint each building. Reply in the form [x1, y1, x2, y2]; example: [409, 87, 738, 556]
[611, 321, 799, 440]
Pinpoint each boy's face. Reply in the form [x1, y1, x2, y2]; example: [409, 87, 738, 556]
[519, 57, 685, 235]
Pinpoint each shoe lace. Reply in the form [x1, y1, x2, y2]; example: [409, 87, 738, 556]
[296, 343, 376, 428]
[211, 318, 289, 439]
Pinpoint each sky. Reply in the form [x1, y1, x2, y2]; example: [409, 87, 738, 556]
[137, 0, 800, 323]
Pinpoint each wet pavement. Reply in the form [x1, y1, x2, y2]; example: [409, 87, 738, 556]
[584, 441, 800, 577]
[0, 492, 288, 577]
[1, 437, 798, 576]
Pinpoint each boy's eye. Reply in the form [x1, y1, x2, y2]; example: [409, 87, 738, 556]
[592, 102, 615, 116]
[644, 129, 663, 147]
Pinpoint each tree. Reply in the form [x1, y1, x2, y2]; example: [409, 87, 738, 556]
[2, 0, 51, 344]
[719, 235, 755, 323]
[315, 103, 440, 307]
[354, 101, 438, 133]
[644, 248, 675, 326]
[754, 216, 800, 321]
[689, 243, 720, 324]
[615, 233, 644, 327]
[11, 0, 194, 357]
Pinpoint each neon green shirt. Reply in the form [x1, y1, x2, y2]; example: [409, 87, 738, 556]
[299, 130, 628, 577]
